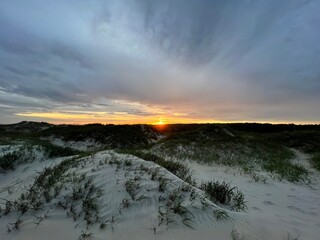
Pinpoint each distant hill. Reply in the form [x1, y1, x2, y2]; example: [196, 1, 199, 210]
[0, 121, 52, 132]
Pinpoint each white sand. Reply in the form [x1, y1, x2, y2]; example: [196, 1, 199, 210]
[189, 160, 320, 240]
[0, 149, 319, 240]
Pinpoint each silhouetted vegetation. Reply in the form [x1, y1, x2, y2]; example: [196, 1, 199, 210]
[40, 124, 153, 149]
[265, 130, 320, 153]
[1, 121, 319, 176]
[226, 123, 320, 133]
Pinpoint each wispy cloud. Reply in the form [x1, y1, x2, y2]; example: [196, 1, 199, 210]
[1, 0, 319, 124]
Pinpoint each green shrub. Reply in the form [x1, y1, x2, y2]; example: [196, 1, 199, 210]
[200, 180, 246, 212]
[40, 142, 80, 158]
[0, 151, 21, 170]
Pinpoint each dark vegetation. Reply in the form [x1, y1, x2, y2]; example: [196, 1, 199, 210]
[39, 141, 80, 158]
[311, 153, 320, 171]
[40, 124, 158, 149]
[200, 180, 246, 211]
[152, 124, 318, 181]
[0, 121, 51, 133]
[0, 151, 22, 170]
[0, 122, 161, 150]
[1, 121, 319, 180]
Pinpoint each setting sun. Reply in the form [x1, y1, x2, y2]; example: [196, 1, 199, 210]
[151, 119, 168, 131]
[156, 119, 165, 125]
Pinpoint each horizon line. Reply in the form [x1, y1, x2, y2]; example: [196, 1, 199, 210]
[2, 120, 320, 126]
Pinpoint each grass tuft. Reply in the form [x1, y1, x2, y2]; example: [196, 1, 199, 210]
[213, 209, 229, 220]
[200, 180, 246, 212]
[310, 152, 320, 171]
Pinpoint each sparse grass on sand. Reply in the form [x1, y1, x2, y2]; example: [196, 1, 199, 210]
[1, 154, 101, 229]
[118, 150, 195, 185]
[0, 143, 81, 171]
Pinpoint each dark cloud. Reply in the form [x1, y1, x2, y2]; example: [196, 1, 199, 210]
[0, 0, 319, 123]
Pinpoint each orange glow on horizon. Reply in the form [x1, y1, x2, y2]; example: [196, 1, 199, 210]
[153, 119, 166, 125]
[151, 119, 168, 130]
[14, 111, 320, 125]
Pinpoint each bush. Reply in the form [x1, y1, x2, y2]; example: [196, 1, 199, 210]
[39, 142, 80, 158]
[200, 180, 246, 212]
[0, 151, 21, 170]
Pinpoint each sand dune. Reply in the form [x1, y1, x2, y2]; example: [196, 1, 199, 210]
[1, 145, 319, 240]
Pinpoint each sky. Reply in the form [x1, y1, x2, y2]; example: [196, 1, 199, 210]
[0, 0, 320, 125]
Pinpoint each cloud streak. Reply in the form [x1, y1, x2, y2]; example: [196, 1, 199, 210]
[0, 0, 319, 124]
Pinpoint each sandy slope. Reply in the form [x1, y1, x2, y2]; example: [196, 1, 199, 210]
[190, 161, 320, 240]
[0, 149, 319, 240]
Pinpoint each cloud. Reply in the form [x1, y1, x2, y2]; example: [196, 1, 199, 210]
[0, 0, 319, 124]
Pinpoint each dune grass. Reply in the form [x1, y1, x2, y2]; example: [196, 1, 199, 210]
[1, 154, 101, 230]
[0, 142, 81, 171]
[1, 122, 317, 181]
[0, 151, 22, 170]
[39, 141, 81, 158]
[150, 125, 310, 182]
[310, 152, 320, 171]
[40, 124, 152, 149]
[118, 150, 195, 185]
[200, 180, 246, 212]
